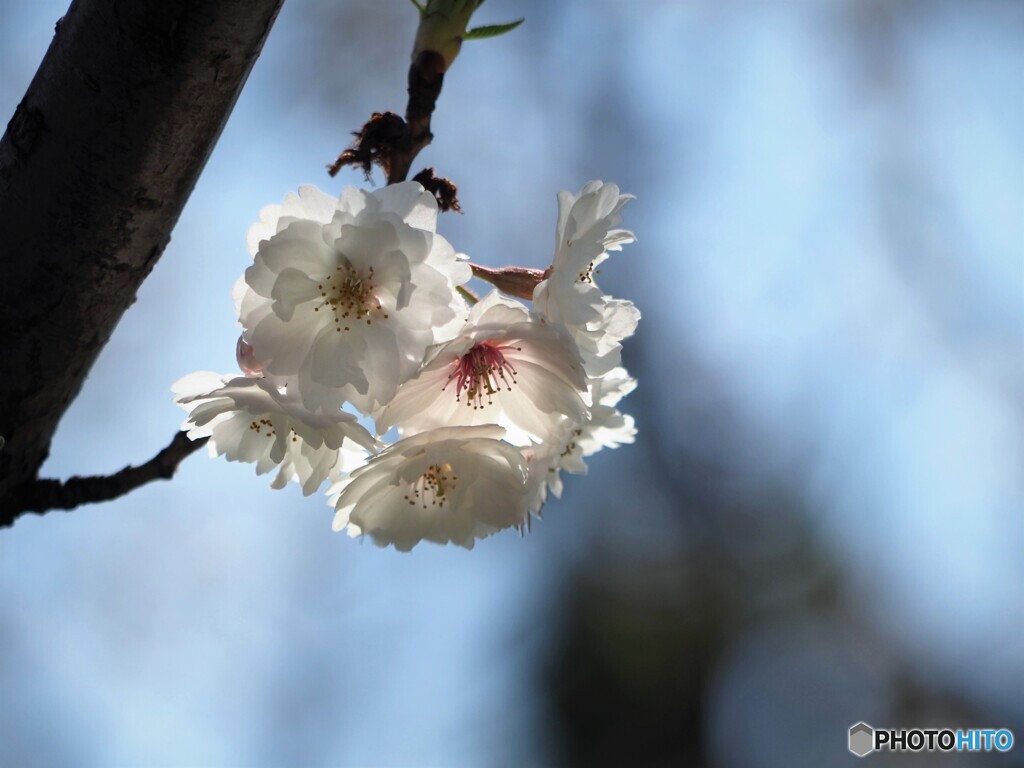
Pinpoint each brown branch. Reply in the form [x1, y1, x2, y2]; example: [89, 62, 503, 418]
[390, 50, 447, 184]
[1, 432, 209, 527]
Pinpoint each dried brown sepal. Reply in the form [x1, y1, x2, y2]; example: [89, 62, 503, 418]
[328, 24, 455, 185]
[327, 111, 408, 180]
[413, 167, 461, 212]
[469, 263, 548, 301]
[329, 48, 448, 185]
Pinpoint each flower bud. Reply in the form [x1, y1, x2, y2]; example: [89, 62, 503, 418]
[469, 264, 548, 301]
[235, 336, 265, 376]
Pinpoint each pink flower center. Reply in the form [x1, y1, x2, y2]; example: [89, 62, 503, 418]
[444, 341, 520, 409]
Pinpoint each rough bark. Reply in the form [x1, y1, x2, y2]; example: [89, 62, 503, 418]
[0, 0, 284, 520]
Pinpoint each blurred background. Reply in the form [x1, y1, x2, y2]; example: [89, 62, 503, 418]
[1, 0, 1022, 765]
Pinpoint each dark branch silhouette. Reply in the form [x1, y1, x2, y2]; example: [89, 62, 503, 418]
[2, 433, 210, 527]
[0, 0, 284, 523]
[391, 49, 446, 183]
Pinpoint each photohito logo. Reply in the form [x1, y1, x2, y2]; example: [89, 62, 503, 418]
[848, 722, 1014, 757]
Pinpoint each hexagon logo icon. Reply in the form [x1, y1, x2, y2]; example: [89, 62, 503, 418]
[849, 722, 875, 757]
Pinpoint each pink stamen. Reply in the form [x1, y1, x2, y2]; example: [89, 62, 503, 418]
[443, 341, 520, 409]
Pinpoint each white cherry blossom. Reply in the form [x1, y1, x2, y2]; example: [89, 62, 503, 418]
[521, 439, 566, 519]
[329, 425, 530, 551]
[533, 181, 639, 376]
[550, 180, 635, 290]
[522, 367, 638, 514]
[562, 367, 637, 467]
[377, 291, 589, 446]
[238, 182, 471, 413]
[173, 176, 640, 547]
[245, 184, 339, 258]
[173, 372, 378, 495]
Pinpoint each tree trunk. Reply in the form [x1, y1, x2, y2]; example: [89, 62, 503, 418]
[0, 0, 284, 515]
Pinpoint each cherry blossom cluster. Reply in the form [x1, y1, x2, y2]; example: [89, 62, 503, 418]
[173, 180, 638, 550]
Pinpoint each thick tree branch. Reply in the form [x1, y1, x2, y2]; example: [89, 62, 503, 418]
[1, 433, 209, 527]
[0, 0, 284, 518]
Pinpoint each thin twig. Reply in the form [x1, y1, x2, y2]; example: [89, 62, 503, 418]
[1, 432, 209, 527]
[457, 285, 479, 305]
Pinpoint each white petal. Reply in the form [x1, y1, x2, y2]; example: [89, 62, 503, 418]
[270, 268, 319, 321]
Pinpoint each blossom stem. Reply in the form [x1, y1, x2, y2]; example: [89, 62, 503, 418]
[456, 285, 479, 305]
[468, 263, 547, 300]
[0, 432, 209, 527]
